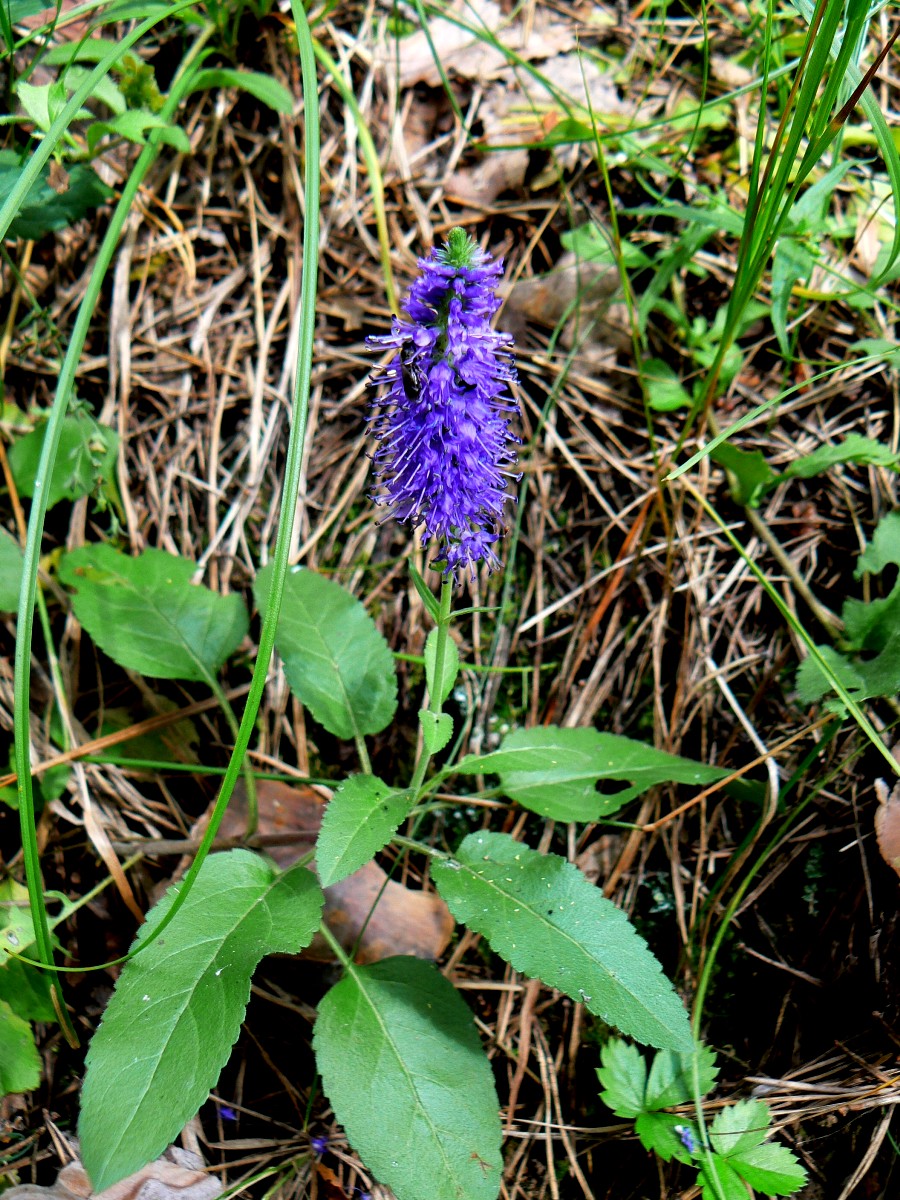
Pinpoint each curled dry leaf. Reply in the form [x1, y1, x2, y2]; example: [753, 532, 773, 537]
[4, 1148, 221, 1200]
[217, 781, 454, 964]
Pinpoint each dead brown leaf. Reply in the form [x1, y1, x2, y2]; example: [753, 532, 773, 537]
[4, 1148, 221, 1200]
[875, 779, 900, 879]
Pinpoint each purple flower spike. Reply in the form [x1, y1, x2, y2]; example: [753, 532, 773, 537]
[367, 228, 520, 576]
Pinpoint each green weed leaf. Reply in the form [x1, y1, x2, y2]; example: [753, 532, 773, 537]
[709, 1098, 770, 1156]
[0, 530, 23, 612]
[314, 956, 502, 1200]
[9, 411, 117, 508]
[856, 510, 900, 577]
[0, 959, 55, 1023]
[784, 433, 900, 480]
[0, 1000, 40, 1095]
[455, 726, 728, 821]
[641, 358, 692, 412]
[87, 111, 191, 153]
[408, 563, 440, 621]
[189, 69, 293, 114]
[317, 775, 412, 887]
[698, 1154, 753, 1200]
[425, 627, 459, 707]
[726, 1141, 808, 1195]
[60, 545, 248, 682]
[0, 152, 112, 241]
[711, 443, 775, 507]
[255, 566, 398, 740]
[433, 833, 693, 1051]
[596, 1038, 647, 1116]
[645, 1042, 719, 1109]
[79, 850, 323, 1191]
[635, 1113, 697, 1165]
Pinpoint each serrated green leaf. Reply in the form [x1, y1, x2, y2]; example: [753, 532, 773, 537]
[420, 709, 453, 755]
[856, 510, 900, 577]
[795, 634, 900, 704]
[433, 833, 693, 1051]
[8, 411, 117, 508]
[635, 1112, 698, 1165]
[699, 1154, 752, 1200]
[455, 726, 728, 822]
[189, 69, 293, 114]
[710, 1098, 771, 1158]
[711, 442, 775, 507]
[729, 1139, 808, 1195]
[317, 775, 411, 887]
[0, 529, 23, 612]
[645, 1042, 719, 1110]
[424, 627, 459, 707]
[314, 956, 502, 1200]
[255, 565, 397, 741]
[596, 1038, 647, 1117]
[784, 434, 899, 480]
[59, 545, 248, 682]
[86, 110, 191, 154]
[0, 1000, 40, 1095]
[80, 850, 323, 1191]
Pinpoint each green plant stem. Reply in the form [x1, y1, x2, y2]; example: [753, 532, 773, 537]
[12, 23, 213, 1016]
[317, 918, 353, 968]
[408, 578, 453, 795]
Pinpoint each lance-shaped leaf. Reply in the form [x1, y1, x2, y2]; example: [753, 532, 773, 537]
[433, 833, 692, 1051]
[59, 545, 248, 681]
[454, 726, 729, 821]
[316, 775, 412, 887]
[255, 565, 397, 740]
[79, 850, 324, 1191]
[314, 956, 502, 1200]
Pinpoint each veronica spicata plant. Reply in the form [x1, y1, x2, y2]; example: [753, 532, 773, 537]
[75, 230, 737, 1200]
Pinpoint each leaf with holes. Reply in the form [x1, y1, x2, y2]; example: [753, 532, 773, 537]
[59, 545, 248, 682]
[314, 956, 502, 1200]
[255, 565, 397, 741]
[454, 726, 729, 821]
[433, 833, 692, 1051]
[79, 850, 323, 1190]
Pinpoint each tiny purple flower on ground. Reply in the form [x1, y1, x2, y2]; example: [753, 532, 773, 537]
[674, 1124, 697, 1154]
[367, 228, 519, 576]
[310, 1134, 329, 1155]
[218, 1106, 237, 1122]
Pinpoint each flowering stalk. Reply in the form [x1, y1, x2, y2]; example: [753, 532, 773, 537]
[367, 227, 519, 577]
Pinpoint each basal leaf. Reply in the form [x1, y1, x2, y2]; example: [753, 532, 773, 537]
[0, 529, 23, 612]
[9, 411, 117, 508]
[709, 1098, 771, 1158]
[255, 565, 397, 740]
[424, 627, 459, 707]
[728, 1140, 808, 1195]
[86, 110, 191, 154]
[59, 545, 248, 682]
[0, 1000, 40, 1095]
[635, 1112, 698, 1165]
[314, 956, 502, 1200]
[455, 726, 728, 822]
[0, 959, 55, 1023]
[596, 1038, 647, 1117]
[317, 775, 412, 887]
[433, 833, 693, 1051]
[80, 850, 323, 1191]
[645, 1042, 719, 1110]
[641, 358, 692, 412]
